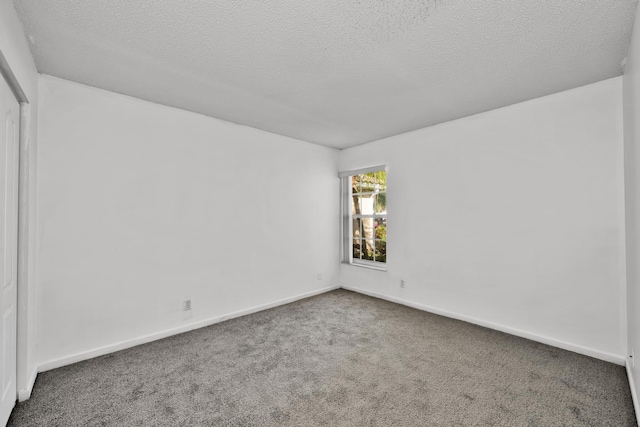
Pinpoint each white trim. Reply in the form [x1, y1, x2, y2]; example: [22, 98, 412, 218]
[347, 261, 387, 271]
[627, 359, 640, 422]
[17, 367, 36, 402]
[338, 165, 386, 178]
[341, 284, 627, 366]
[0, 50, 35, 407]
[38, 285, 340, 372]
[0, 50, 28, 102]
[16, 102, 34, 403]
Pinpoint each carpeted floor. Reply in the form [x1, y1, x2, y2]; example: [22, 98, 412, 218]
[8, 289, 637, 426]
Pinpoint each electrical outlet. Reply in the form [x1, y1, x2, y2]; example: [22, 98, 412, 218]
[317, 273, 322, 280]
[183, 299, 192, 311]
[400, 280, 405, 288]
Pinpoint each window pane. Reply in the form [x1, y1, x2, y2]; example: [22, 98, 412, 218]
[345, 170, 387, 267]
[375, 170, 387, 191]
[374, 192, 386, 214]
[352, 219, 361, 239]
[351, 175, 362, 194]
[362, 239, 374, 261]
[360, 194, 374, 215]
[374, 219, 386, 241]
[353, 238, 363, 259]
[361, 173, 376, 192]
[361, 217, 374, 240]
[375, 240, 386, 263]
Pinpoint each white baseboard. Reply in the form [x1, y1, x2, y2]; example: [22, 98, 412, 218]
[340, 285, 626, 366]
[17, 367, 37, 401]
[38, 285, 340, 372]
[627, 359, 640, 422]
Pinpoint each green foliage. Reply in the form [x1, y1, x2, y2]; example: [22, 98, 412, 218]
[352, 236, 386, 263]
[375, 240, 386, 263]
[374, 192, 386, 213]
[354, 171, 386, 194]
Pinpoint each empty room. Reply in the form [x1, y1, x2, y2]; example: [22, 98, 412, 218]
[1, 0, 640, 425]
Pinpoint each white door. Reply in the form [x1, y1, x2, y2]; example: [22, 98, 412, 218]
[0, 74, 19, 426]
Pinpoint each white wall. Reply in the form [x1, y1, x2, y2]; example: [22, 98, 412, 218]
[36, 75, 339, 369]
[624, 2, 640, 412]
[0, 0, 39, 400]
[340, 78, 626, 363]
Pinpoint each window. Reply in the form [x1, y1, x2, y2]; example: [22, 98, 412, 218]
[340, 166, 387, 269]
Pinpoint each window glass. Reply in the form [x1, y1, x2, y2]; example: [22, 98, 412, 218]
[344, 169, 386, 267]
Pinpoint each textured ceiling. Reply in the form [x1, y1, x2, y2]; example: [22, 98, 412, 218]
[13, 0, 639, 148]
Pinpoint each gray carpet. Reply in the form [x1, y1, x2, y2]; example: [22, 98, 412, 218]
[8, 290, 636, 426]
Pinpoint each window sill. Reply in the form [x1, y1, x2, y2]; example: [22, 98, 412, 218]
[343, 261, 387, 272]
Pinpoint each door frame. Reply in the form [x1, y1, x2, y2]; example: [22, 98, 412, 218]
[0, 48, 32, 404]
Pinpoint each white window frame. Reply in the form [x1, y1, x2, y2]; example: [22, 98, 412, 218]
[340, 166, 387, 271]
